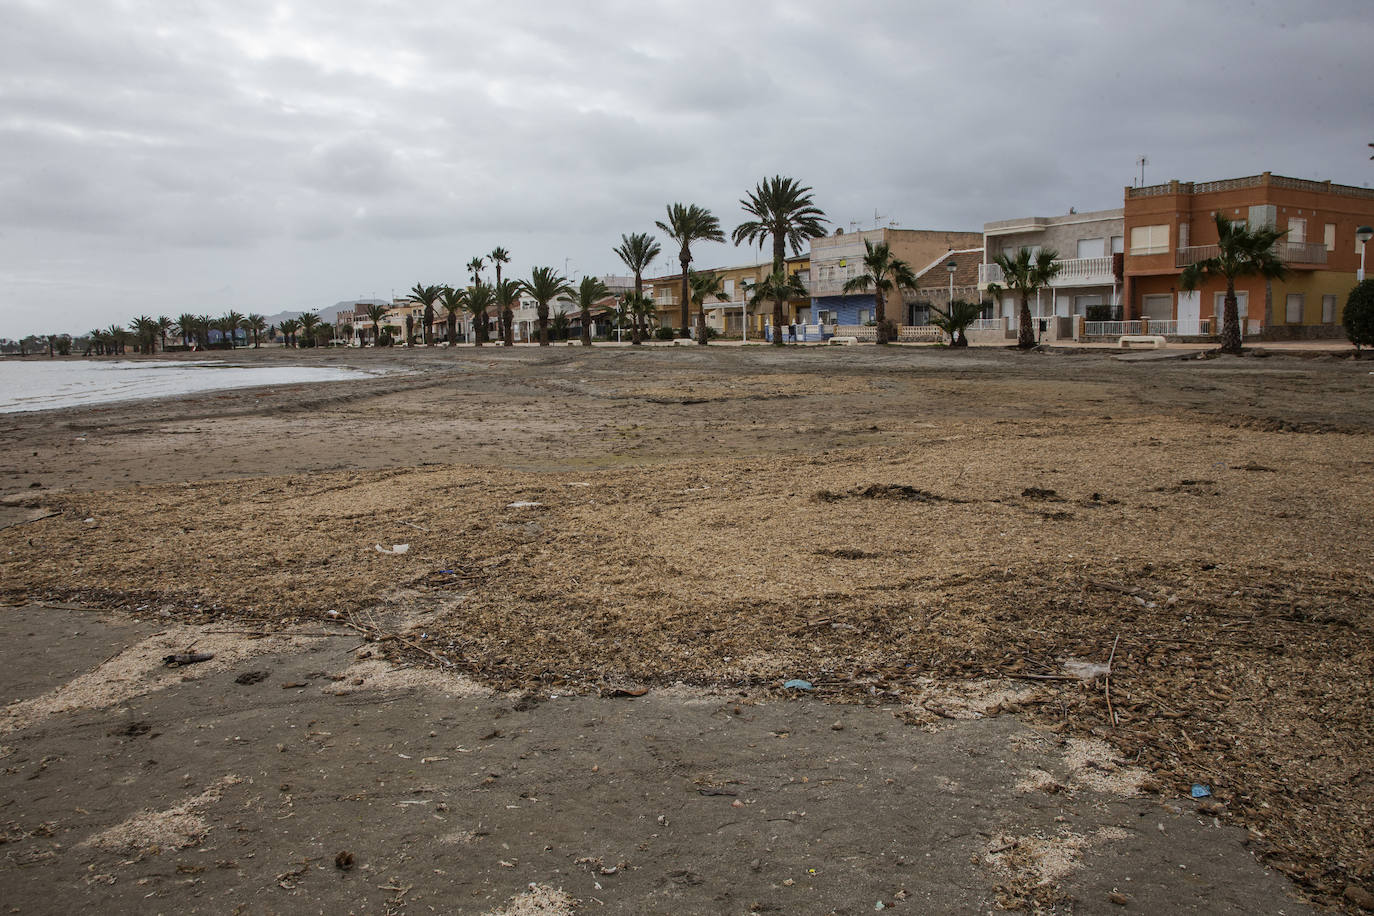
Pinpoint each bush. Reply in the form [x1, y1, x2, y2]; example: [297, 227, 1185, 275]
[1343, 279, 1374, 356]
[378, 331, 395, 347]
[655, 326, 676, 341]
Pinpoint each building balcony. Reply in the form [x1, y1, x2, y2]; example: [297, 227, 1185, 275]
[1174, 241, 1328, 269]
[978, 256, 1116, 289]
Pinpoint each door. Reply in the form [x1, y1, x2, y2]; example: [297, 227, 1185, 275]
[1177, 290, 1200, 327]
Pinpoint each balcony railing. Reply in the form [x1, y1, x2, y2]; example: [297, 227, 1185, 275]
[1174, 241, 1328, 268]
[978, 256, 1115, 288]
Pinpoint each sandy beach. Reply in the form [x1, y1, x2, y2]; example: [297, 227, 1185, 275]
[2, 343, 1371, 913]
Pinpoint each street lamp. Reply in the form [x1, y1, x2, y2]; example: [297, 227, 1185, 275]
[1358, 226, 1373, 283]
[945, 259, 957, 338]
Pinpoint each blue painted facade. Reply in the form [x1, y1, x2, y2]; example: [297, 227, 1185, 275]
[810, 294, 879, 326]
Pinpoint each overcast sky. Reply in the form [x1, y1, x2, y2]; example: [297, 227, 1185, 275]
[2, 0, 1372, 337]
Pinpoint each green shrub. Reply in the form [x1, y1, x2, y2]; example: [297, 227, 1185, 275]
[1343, 279, 1374, 356]
[378, 331, 394, 347]
[655, 326, 676, 341]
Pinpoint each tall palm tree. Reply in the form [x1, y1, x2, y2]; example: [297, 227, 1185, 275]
[732, 176, 828, 345]
[405, 284, 444, 346]
[688, 271, 729, 343]
[196, 314, 214, 351]
[466, 256, 486, 287]
[156, 315, 173, 352]
[439, 286, 467, 345]
[465, 283, 495, 346]
[246, 313, 267, 348]
[992, 247, 1063, 349]
[656, 203, 725, 340]
[843, 240, 918, 345]
[106, 324, 129, 355]
[489, 247, 511, 290]
[1181, 213, 1288, 355]
[575, 275, 610, 347]
[519, 267, 574, 346]
[364, 303, 387, 345]
[747, 270, 808, 343]
[495, 278, 520, 346]
[225, 310, 246, 348]
[298, 311, 320, 348]
[613, 233, 661, 345]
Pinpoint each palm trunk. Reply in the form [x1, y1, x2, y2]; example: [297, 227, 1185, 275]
[875, 289, 889, 345]
[423, 307, 434, 345]
[447, 314, 457, 345]
[538, 305, 550, 345]
[1220, 280, 1243, 355]
[502, 308, 514, 346]
[1017, 294, 1035, 349]
[581, 307, 592, 347]
[772, 296, 786, 346]
[405, 315, 415, 347]
[679, 255, 690, 338]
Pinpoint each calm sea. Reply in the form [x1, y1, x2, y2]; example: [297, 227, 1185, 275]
[0, 359, 386, 413]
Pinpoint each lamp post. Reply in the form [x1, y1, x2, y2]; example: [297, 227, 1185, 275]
[1358, 226, 1373, 283]
[945, 259, 957, 340]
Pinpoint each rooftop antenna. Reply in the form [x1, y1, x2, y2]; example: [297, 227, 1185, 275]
[849, 220, 862, 233]
[1137, 155, 1149, 187]
[872, 208, 886, 230]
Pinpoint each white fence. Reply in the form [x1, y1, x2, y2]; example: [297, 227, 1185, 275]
[1145, 319, 1211, 336]
[968, 318, 1006, 332]
[1084, 320, 1143, 337]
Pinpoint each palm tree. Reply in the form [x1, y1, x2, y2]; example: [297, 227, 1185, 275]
[465, 283, 495, 346]
[688, 271, 730, 343]
[747, 270, 808, 342]
[574, 275, 610, 347]
[614, 233, 661, 345]
[106, 324, 129, 355]
[732, 176, 828, 346]
[929, 299, 983, 347]
[842, 240, 919, 344]
[495, 278, 519, 346]
[196, 314, 214, 351]
[131, 315, 158, 354]
[439, 286, 467, 345]
[656, 203, 725, 341]
[519, 266, 574, 346]
[1181, 213, 1288, 355]
[225, 310, 246, 348]
[246, 313, 267, 348]
[364, 303, 387, 346]
[406, 283, 444, 346]
[278, 318, 300, 348]
[174, 313, 200, 349]
[156, 315, 173, 352]
[992, 248, 1063, 349]
[298, 312, 320, 348]
[551, 311, 570, 341]
[466, 256, 486, 287]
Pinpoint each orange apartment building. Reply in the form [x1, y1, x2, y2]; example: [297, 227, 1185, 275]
[1123, 172, 1374, 337]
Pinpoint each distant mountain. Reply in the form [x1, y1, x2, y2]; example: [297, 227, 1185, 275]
[261, 299, 389, 329]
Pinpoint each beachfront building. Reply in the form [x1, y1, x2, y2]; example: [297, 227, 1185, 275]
[1123, 172, 1374, 337]
[907, 248, 985, 325]
[976, 208, 1124, 324]
[807, 227, 982, 327]
[646, 256, 810, 338]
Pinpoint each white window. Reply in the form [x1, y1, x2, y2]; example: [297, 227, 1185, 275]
[1076, 238, 1105, 259]
[1073, 295, 1103, 315]
[857, 309, 872, 324]
[724, 278, 735, 297]
[1288, 218, 1306, 245]
[1129, 225, 1169, 255]
[1214, 291, 1249, 318]
[1178, 222, 1189, 249]
[1325, 223, 1337, 252]
[1110, 236, 1124, 254]
[1322, 294, 1337, 323]
[1285, 293, 1304, 324]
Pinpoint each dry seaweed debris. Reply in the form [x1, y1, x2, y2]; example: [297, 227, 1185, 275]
[2, 416, 1373, 907]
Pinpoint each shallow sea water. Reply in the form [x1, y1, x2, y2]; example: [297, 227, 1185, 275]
[0, 359, 386, 413]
